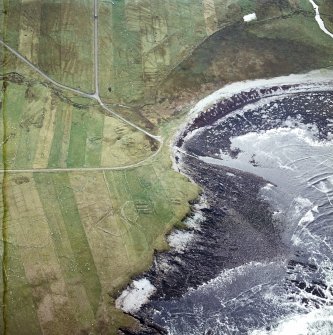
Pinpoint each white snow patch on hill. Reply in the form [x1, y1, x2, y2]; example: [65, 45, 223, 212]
[243, 13, 257, 22]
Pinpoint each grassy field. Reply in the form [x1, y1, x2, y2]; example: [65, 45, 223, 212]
[0, 0, 94, 92]
[149, 0, 333, 119]
[1, 0, 333, 334]
[0, 80, 199, 333]
[0, 79, 156, 170]
[317, 0, 333, 32]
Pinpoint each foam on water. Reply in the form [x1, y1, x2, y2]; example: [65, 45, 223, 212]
[116, 278, 156, 313]
[165, 84, 333, 334]
[185, 69, 333, 120]
[168, 230, 196, 253]
[117, 73, 333, 334]
[251, 307, 333, 335]
[199, 122, 333, 253]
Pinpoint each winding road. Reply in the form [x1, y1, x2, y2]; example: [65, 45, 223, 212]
[0, 38, 94, 100]
[0, 0, 161, 144]
[0, 0, 162, 173]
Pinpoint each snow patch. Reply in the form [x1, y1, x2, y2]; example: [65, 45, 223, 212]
[309, 0, 333, 39]
[243, 13, 257, 22]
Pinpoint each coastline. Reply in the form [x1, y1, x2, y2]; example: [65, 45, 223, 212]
[116, 69, 333, 334]
[173, 68, 333, 147]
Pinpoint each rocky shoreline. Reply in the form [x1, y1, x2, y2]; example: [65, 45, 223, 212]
[118, 73, 333, 335]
